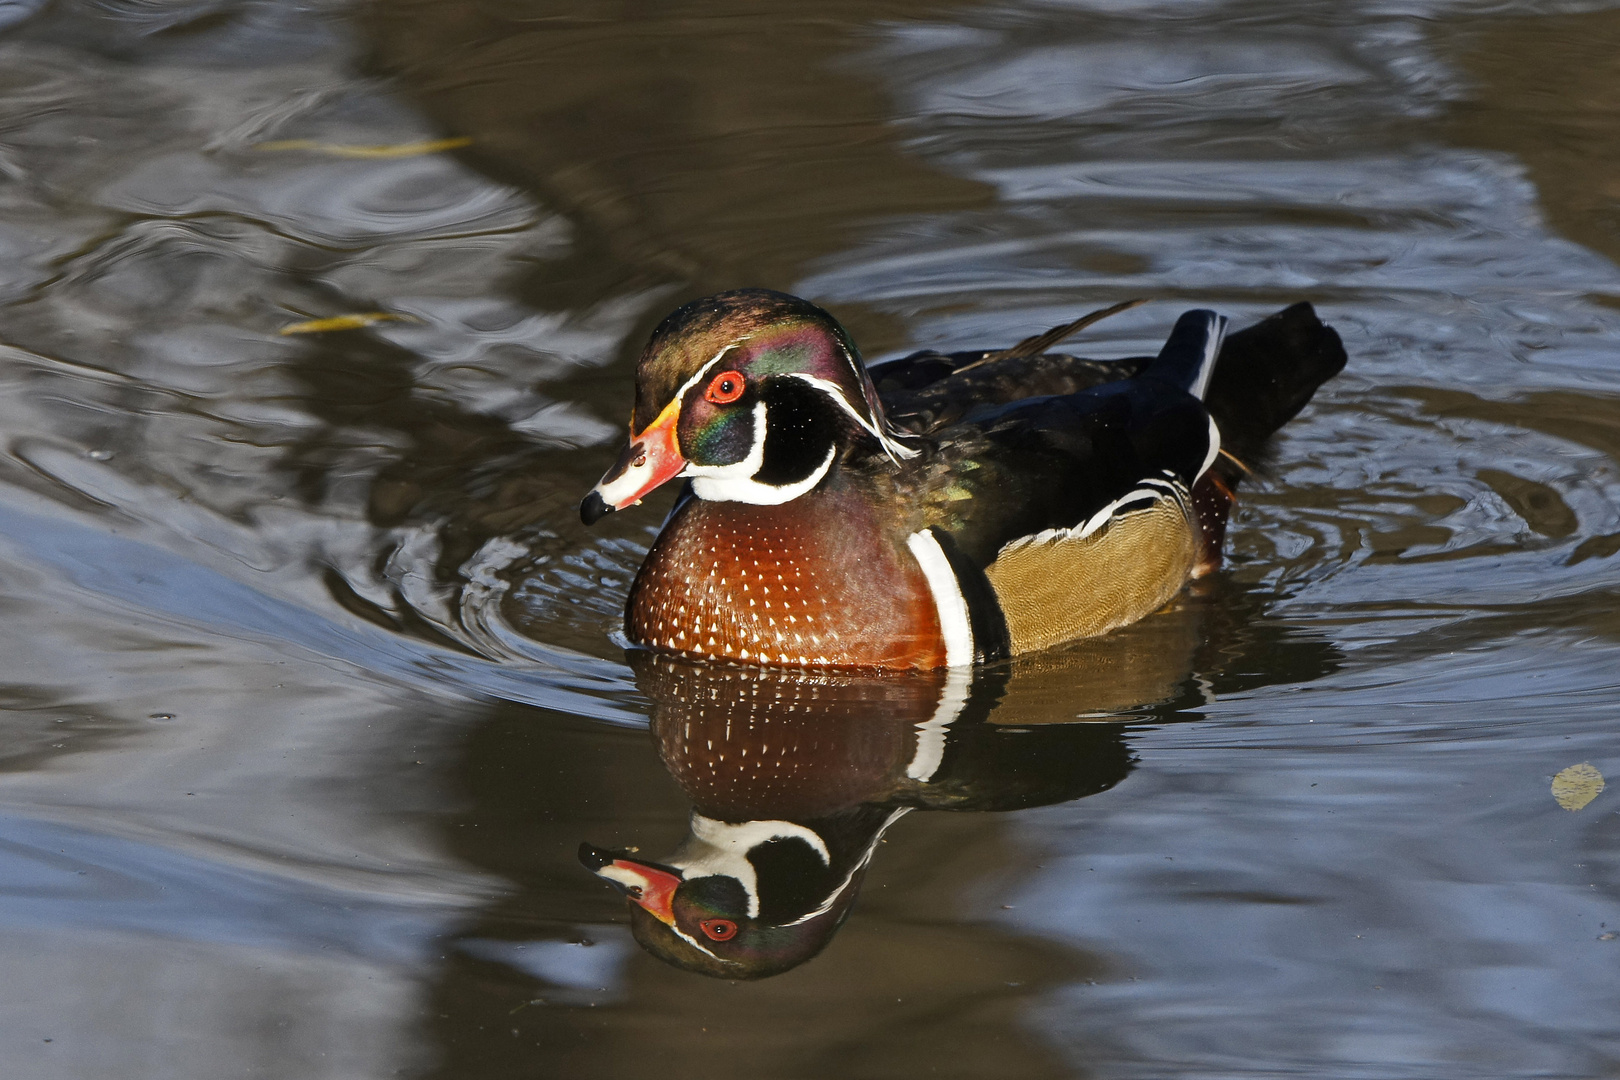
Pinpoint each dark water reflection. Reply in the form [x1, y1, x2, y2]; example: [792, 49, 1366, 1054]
[572, 600, 1336, 982]
[0, 0, 1619, 1077]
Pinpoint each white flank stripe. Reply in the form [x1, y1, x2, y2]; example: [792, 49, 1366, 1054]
[907, 530, 974, 667]
[907, 666, 972, 781]
[787, 373, 920, 461]
[1076, 485, 1164, 539]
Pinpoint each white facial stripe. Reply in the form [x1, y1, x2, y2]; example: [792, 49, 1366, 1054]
[682, 344, 740, 406]
[907, 665, 972, 781]
[653, 343, 737, 437]
[685, 400, 766, 484]
[907, 530, 974, 667]
[687, 401, 837, 504]
[671, 814, 831, 920]
[594, 345, 742, 508]
[667, 924, 725, 961]
[786, 808, 910, 925]
[786, 372, 919, 461]
[597, 861, 727, 962]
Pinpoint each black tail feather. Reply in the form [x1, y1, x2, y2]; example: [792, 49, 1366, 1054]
[1145, 309, 1228, 398]
[1204, 302, 1346, 464]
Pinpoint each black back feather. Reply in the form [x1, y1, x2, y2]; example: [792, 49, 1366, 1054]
[862, 302, 1344, 566]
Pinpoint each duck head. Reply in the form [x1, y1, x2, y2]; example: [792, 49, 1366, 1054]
[579, 805, 901, 980]
[580, 289, 915, 524]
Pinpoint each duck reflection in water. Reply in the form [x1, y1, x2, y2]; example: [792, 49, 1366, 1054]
[582, 606, 1224, 979]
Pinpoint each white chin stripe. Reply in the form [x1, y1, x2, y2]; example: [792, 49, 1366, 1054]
[689, 445, 834, 504]
[672, 815, 831, 919]
[687, 400, 836, 504]
[907, 529, 974, 668]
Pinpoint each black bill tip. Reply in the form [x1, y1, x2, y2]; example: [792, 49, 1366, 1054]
[579, 490, 612, 526]
[578, 841, 615, 871]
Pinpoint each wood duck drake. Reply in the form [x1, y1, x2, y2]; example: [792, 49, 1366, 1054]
[580, 652, 1136, 979]
[581, 289, 1345, 670]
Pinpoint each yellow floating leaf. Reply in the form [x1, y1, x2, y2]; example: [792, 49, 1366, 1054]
[1551, 763, 1605, 812]
[254, 136, 473, 159]
[279, 313, 414, 336]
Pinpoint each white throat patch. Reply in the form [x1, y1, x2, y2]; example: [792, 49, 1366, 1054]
[687, 400, 836, 504]
[671, 815, 832, 919]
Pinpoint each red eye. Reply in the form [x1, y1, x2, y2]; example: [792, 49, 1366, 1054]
[700, 918, 738, 941]
[704, 370, 746, 405]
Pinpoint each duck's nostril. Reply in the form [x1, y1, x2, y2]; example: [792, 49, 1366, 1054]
[631, 449, 647, 468]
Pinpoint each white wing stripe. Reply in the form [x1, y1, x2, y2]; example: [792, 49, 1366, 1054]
[997, 478, 1193, 555]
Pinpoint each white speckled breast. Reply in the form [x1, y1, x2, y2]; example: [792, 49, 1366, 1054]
[626, 487, 947, 670]
[634, 654, 946, 819]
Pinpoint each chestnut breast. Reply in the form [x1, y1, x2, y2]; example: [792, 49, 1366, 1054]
[633, 653, 944, 820]
[627, 488, 946, 670]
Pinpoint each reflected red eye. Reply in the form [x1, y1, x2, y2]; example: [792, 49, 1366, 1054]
[700, 918, 738, 941]
[704, 370, 746, 405]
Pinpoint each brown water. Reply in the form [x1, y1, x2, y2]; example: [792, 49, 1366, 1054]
[1, 0, 1618, 1076]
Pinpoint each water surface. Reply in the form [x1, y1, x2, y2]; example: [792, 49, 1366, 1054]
[0, 0, 1618, 1076]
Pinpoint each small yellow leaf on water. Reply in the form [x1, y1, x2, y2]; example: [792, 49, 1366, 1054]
[254, 136, 473, 159]
[279, 313, 413, 335]
[1551, 763, 1605, 812]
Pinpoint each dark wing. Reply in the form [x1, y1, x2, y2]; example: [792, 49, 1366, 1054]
[856, 304, 1341, 660]
[906, 376, 1213, 567]
[869, 300, 1150, 435]
[868, 303, 1341, 565]
[958, 298, 1147, 368]
[876, 351, 1148, 435]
